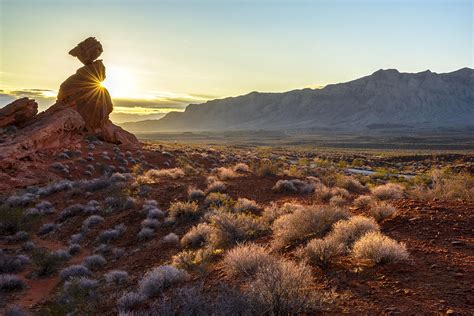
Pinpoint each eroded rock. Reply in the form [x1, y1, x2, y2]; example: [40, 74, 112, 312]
[0, 97, 38, 128]
[69, 37, 103, 65]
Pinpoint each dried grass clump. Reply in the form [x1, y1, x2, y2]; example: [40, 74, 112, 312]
[273, 179, 315, 194]
[168, 201, 199, 221]
[336, 175, 368, 194]
[369, 202, 397, 222]
[272, 205, 348, 249]
[372, 183, 404, 200]
[187, 187, 205, 200]
[262, 202, 303, 224]
[205, 178, 226, 193]
[138, 168, 185, 183]
[105, 270, 128, 285]
[233, 163, 250, 173]
[329, 216, 380, 250]
[329, 195, 348, 208]
[181, 223, 213, 248]
[138, 265, 189, 298]
[353, 195, 376, 208]
[0, 274, 26, 292]
[299, 237, 343, 268]
[163, 233, 180, 245]
[255, 159, 278, 176]
[171, 247, 215, 273]
[223, 243, 276, 278]
[216, 167, 239, 180]
[411, 169, 474, 201]
[248, 259, 319, 314]
[352, 232, 409, 264]
[117, 291, 145, 311]
[204, 192, 232, 208]
[233, 198, 260, 213]
[209, 212, 269, 248]
[60, 265, 91, 280]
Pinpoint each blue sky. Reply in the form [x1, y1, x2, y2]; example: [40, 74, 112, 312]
[0, 0, 472, 122]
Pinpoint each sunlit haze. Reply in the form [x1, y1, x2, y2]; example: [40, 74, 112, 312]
[0, 0, 472, 123]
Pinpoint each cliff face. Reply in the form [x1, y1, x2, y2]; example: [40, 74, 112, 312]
[123, 68, 474, 133]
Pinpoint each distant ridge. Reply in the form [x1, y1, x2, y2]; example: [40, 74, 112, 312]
[121, 68, 474, 133]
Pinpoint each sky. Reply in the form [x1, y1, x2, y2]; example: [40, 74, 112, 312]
[0, 0, 472, 123]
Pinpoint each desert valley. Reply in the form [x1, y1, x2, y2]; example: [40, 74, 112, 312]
[1, 1, 473, 315]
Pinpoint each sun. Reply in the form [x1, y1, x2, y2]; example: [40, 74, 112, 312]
[100, 65, 137, 98]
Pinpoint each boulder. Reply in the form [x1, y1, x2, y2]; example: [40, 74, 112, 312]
[69, 37, 103, 65]
[0, 97, 38, 128]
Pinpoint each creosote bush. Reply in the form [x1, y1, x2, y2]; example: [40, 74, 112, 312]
[352, 232, 409, 264]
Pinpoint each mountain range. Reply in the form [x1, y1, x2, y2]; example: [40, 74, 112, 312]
[120, 68, 474, 133]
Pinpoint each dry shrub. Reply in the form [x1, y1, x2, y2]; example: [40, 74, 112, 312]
[329, 216, 380, 250]
[315, 184, 350, 203]
[329, 195, 348, 208]
[233, 198, 260, 213]
[369, 202, 396, 222]
[168, 201, 199, 221]
[222, 243, 275, 278]
[205, 178, 226, 193]
[272, 205, 348, 250]
[336, 175, 368, 194]
[171, 247, 215, 273]
[273, 179, 315, 193]
[248, 259, 319, 314]
[233, 163, 250, 173]
[216, 167, 239, 180]
[411, 169, 474, 201]
[299, 237, 343, 268]
[255, 159, 278, 176]
[262, 202, 302, 224]
[187, 187, 205, 200]
[138, 265, 189, 298]
[353, 195, 376, 208]
[138, 168, 185, 183]
[204, 192, 232, 208]
[372, 183, 404, 200]
[352, 232, 409, 264]
[209, 212, 269, 248]
[181, 223, 213, 248]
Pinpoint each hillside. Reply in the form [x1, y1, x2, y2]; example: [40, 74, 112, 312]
[121, 68, 474, 133]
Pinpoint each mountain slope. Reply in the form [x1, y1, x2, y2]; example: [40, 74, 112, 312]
[121, 68, 474, 132]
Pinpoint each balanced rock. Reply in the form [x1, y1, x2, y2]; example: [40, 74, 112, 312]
[57, 60, 113, 129]
[0, 97, 38, 128]
[69, 37, 103, 65]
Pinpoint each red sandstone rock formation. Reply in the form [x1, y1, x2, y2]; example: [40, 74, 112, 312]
[0, 98, 38, 128]
[0, 37, 139, 165]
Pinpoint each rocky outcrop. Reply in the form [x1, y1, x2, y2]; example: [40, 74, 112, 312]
[57, 60, 113, 129]
[0, 37, 139, 165]
[0, 98, 38, 128]
[68, 37, 103, 65]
